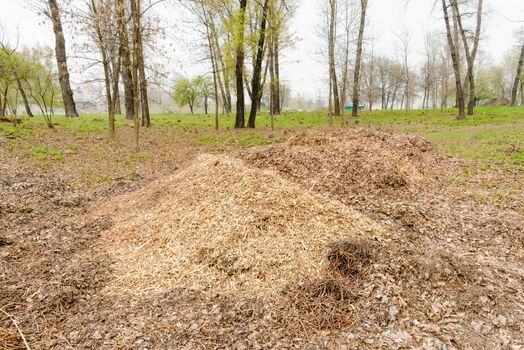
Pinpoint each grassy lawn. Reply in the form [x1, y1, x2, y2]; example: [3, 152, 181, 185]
[1, 106, 523, 170]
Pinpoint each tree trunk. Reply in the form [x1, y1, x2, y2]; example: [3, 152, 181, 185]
[109, 57, 121, 136]
[328, 0, 340, 117]
[17, 79, 33, 117]
[110, 55, 122, 115]
[235, 0, 248, 129]
[390, 86, 397, 110]
[0, 87, 7, 117]
[269, 35, 275, 129]
[442, 0, 465, 119]
[258, 56, 270, 114]
[90, 0, 116, 136]
[274, 36, 281, 115]
[454, 0, 482, 116]
[135, 11, 150, 128]
[511, 43, 524, 106]
[520, 80, 524, 106]
[210, 19, 232, 114]
[352, 0, 367, 119]
[208, 17, 228, 116]
[130, 0, 141, 150]
[340, 2, 351, 126]
[202, 3, 220, 130]
[115, 87, 122, 114]
[248, 0, 270, 129]
[116, 0, 135, 121]
[48, 0, 78, 118]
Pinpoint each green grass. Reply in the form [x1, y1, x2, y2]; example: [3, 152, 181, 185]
[2, 106, 523, 166]
[30, 146, 63, 161]
[17, 204, 35, 214]
[196, 132, 274, 147]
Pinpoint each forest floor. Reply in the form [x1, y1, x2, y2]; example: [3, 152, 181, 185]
[1, 108, 523, 349]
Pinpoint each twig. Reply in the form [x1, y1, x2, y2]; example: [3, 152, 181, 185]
[0, 308, 32, 350]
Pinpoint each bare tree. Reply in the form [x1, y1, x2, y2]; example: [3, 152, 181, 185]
[115, 0, 135, 121]
[351, 0, 367, 119]
[268, 0, 292, 116]
[135, 0, 150, 128]
[86, 0, 120, 136]
[47, 0, 79, 118]
[441, 0, 465, 119]
[339, 0, 357, 125]
[327, 0, 340, 121]
[199, 1, 220, 129]
[453, 0, 483, 115]
[131, 0, 141, 150]
[362, 34, 377, 110]
[395, 25, 412, 110]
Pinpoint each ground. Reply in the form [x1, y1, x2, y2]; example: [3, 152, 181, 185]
[0, 107, 523, 349]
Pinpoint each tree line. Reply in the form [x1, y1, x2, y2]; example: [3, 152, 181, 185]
[0, 37, 62, 128]
[321, 0, 524, 122]
[182, 0, 295, 130]
[1, 0, 523, 143]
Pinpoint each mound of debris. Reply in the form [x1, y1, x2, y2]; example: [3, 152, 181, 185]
[243, 128, 450, 203]
[483, 97, 511, 106]
[241, 128, 524, 349]
[93, 154, 386, 297]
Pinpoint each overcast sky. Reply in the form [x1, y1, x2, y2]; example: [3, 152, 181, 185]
[0, 0, 523, 99]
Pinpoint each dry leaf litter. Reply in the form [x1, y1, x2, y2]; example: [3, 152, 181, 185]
[1, 128, 523, 349]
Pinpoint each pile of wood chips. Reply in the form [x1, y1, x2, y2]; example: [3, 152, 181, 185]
[93, 154, 387, 298]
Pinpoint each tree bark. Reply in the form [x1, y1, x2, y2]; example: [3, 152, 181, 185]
[248, 0, 270, 128]
[90, 0, 116, 136]
[201, 3, 220, 129]
[209, 19, 232, 114]
[116, 0, 135, 121]
[0, 87, 7, 117]
[110, 55, 122, 115]
[130, 0, 141, 150]
[442, 0, 465, 119]
[352, 0, 367, 119]
[454, 0, 482, 116]
[269, 35, 275, 129]
[207, 17, 228, 116]
[48, 0, 78, 118]
[135, 9, 150, 128]
[17, 79, 33, 117]
[328, 0, 340, 117]
[235, 0, 248, 129]
[274, 33, 281, 114]
[520, 80, 524, 106]
[340, 1, 351, 126]
[511, 43, 524, 106]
